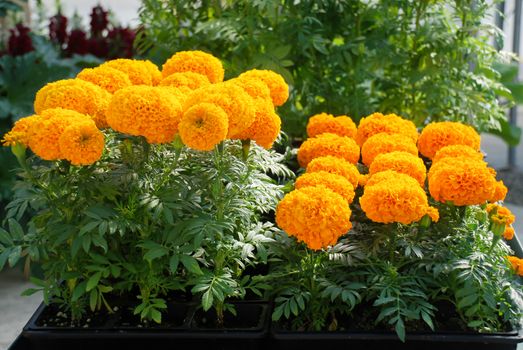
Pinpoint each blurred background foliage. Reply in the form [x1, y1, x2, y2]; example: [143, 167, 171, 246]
[0, 0, 136, 203]
[138, 0, 516, 141]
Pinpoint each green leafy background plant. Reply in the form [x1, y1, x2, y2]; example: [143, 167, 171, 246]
[137, 0, 513, 141]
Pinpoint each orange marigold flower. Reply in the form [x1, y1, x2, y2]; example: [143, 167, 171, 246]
[356, 112, 418, 146]
[369, 151, 426, 186]
[160, 71, 211, 94]
[504, 226, 515, 240]
[234, 98, 281, 149]
[487, 204, 516, 225]
[141, 59, 162, 85]
[184, 83, 255, 138]
[58, 120, 104, 165]
[364, 170, 420, 188]
[156, 86, 188, 105]
[77, 66, 132, 94]
[229, 77, 272, 103]
[361, 132, 418, 166]
[106, 86, 183, 144]
[428, 157, 497, 206]
[427, 207, 440, 223]
[275, 185, 352, 250]
[295, 171, 356, 203]
[490, 180, 508, 203]
[238, 69, 289, 107]
[178, 103, 228, 151]
[29, 108, 87, 160]
[507, 256, 523, 276]
[360, 171, 438, 224]
[306, 155, 360, 189]
[1, 115, 39, 147]
[417, 121, 480, 159]
[162, 50, 224, 84]
[100, 59, 159, 86]
[297, 133, 360, 168]
[432, 144, 483, 164]
[306, 113, 357, 139]
[34, 79, 111, 128]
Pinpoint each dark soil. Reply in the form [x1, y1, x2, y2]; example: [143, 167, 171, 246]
[191, 303, 265, 329]
[277, 300, 511, 334]
[35, 293, 193, 329]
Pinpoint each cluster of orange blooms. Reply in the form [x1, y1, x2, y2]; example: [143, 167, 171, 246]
[2, 51, 290, 164]
[276, 113, 518, 256]
[508, 256, 523, 276]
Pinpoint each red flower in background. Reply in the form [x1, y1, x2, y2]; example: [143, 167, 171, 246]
[65, 29, 89, 56]
[49, 13, 68, 45]
[107, 27, 135, 58]
[7, 23, 34, 56]
[4, 5, 136, 59]
[90, 5, 109, 37]
[87, 37, 109, 58]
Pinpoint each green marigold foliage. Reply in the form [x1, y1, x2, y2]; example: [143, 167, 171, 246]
[137, 0, 511, 136]
[0, 134, 292, 322]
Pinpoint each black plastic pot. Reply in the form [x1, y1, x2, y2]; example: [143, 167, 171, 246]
[271, 325, 523, 350]
[15, 301, 270, 350]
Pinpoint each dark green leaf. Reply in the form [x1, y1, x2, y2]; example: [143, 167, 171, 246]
[86, 272, 102, 292]
[180, 255, 202, 275]
[202, 290, 213, 311]
[8, 219, 24, 240]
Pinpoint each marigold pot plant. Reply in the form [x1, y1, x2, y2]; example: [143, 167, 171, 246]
[268, 112, 523, 344]
[0, 51, 293, 330]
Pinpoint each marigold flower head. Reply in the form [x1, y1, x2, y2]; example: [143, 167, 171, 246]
[428, 157, 497, 206]
[140, 59, 162, 85]
[233, 98, 281, 149]
[487, 204, 516, 225]
[77, 66, 132, 94]
[507, 256, 523, 276]
[238, 69, 289, 106]
[361, 133, 418, 166]
[306, 113, 357, 139]
[156, 86, 188, 104]
[432, 144, 483, 164]
[295, 171, 356, 203]
[29, 108, 87, 160]
[360, 172, 438, 224]
[369, 151, 426, 186]
[162, 50, 224, 84]
[275, 185, 352, 250]
[504, 226, 515, 240]
[297, 133, 360, 168]
[159, 71, 211, 94]
[427, 207, 440, 223]
[229, 77, 272, 103]
[490, 180, 508, 203]
[184, 83, 255, 138]
[100, 59, 158, 86]
[364, 170, 420, 188]
[178, 103, 228, 151]
[106, 86, 183, 144]
[356, 112, 418, 146]
[306, 155, 360, 189]
[417, 121, 480, 159]
[58, 120, 104, 165]
[1, 115, 39, 147]
[34, 78, 111, 128]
